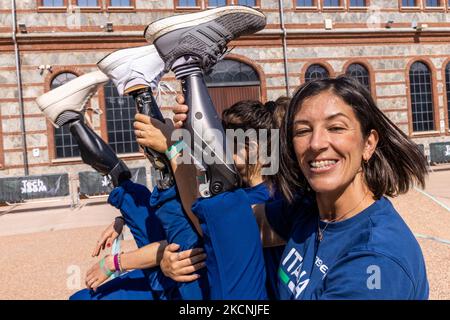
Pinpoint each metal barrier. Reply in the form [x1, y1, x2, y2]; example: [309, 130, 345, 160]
[417, 144, 425, 155]
[429, 142, 450, 164]
[0, 174, 69, 204]
[78, 167, 147, 197]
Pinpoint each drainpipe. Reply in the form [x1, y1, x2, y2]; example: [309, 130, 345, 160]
[278, 0, 290, 97]
[11, 0, 29, 176]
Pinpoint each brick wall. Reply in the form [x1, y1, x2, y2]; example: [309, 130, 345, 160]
[0, 0, 449, 177]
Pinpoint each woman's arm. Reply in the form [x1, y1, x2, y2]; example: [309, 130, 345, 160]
[252, 204, 286, 248]
[85, 240, 168, 290]
[117, 240, 168, 271]
[133, 112, 202, 236]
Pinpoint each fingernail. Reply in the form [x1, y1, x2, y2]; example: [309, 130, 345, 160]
[107, 244, 111, 247]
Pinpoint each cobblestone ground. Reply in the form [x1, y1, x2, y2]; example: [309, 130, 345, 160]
[0, 169, 449, 300]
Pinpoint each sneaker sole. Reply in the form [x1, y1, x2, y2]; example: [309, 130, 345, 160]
[97, 45, 157, 74]
[144, 5, 265, 43]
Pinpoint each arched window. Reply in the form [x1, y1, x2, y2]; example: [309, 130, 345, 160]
[51, 72, 80, 159]
[304, 64, 329, 83]
[346, 63, 370, 91]
[205, 59, 261, 115]
[104, 80, 139, 154]
[445, 62, 450, 128]
[409, 62, 435, 132]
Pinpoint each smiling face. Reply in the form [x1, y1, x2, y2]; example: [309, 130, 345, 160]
[292, 90, 376, 195]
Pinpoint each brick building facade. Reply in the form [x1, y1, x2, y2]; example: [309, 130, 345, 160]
[0, 0, 449, 194]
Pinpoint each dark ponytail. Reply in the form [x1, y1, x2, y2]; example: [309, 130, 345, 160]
[222, 100, 275, 186]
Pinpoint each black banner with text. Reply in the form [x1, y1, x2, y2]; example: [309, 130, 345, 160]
[79, 167, 147, 196]
[0, 174, 69, 203]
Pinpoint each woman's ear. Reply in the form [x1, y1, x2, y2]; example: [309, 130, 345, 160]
[363, 129, 379, 162]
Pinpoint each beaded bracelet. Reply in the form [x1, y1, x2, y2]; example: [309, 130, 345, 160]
[100, 257, 114, 277]
[113, 254, 120, 272]
[118, 253, 123, 272]
[165, 140, 186, 161]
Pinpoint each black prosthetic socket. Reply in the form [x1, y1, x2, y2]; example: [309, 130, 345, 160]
[130, 87, 174, 190]
[60, 112, 131, 188]
[175, 64, 240, 197]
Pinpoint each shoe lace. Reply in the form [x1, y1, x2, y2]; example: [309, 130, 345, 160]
[155, 81, 177, 106]
[202, 42, 234, 71]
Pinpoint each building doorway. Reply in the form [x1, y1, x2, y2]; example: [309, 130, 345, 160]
[205, 59, 261, 116]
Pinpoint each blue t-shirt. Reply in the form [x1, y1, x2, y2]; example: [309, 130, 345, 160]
[244, 183, 271, 205]
[244, 183, 285, 300]
[266, 196, 429, 300]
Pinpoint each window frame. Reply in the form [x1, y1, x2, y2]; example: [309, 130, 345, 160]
[37, 0, 136, 13]
[347, 0, 369, 10]
[73, 0, 102, 12]
[206, 0, 230, 8]
[300, 60, 336, 84]
[343, 60, 375, 98]
[322, 0, 346, 10]
[406, 59, 440, 136]
[399, 0, 421, 11]
[443, 59, 450, 134]
[45, 68, 84, 164]
[294, 0, 370, 12]
[398, 0, 448, 11]
[98, 80, 143, 158]
[423, 0, 445, 11]
[37, 0, 68, 12]
[0, 108, 4, 169]
[106, 0, 136, 12]
[175, 0, 202, 10]
[231, 0, 261, 7]
[294, 0, 319, 11]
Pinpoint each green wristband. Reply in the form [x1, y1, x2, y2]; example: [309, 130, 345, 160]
[100, 257, 114, 277]
[165, 140, 186, 161]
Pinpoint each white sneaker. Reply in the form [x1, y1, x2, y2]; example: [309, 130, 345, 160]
[97, 44, 165, 96]
[36, 70, 109, 127]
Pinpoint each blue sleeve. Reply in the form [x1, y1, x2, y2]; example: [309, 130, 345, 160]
[150, 186, 202, 250]
[320, 251, 422, 300]
[149, 186, 208, 300]
[108, 180, 165, 247]
[192, 188, 268, 300]
[264, 199, 292, 241]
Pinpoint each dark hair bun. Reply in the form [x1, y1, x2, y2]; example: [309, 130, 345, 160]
[264, 101, 277, 113]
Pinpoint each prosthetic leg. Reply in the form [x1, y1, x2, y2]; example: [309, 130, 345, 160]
[146, 5, 266, 197]
[175, 64, 240, 197]
[66, 113, 131, 188]
[35, 70, 131, 188]
[97, 44, 175, 190]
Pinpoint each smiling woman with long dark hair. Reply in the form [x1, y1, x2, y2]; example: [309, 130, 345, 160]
[265, 75, 429, 299]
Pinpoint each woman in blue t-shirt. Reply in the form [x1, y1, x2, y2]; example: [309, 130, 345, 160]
[262, 76, 429, 299]
[168, 76, 429, 300]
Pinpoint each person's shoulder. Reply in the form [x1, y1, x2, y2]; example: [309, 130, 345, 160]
[365, 197, 421, 257]
[349, 197, 428, 298]
[324, 249, 428, 299]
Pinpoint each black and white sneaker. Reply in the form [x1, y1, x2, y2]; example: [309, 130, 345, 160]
[144, 5, 266, 72]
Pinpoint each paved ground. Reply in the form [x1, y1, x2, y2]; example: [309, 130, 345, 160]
[0, 165, 449, 300]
